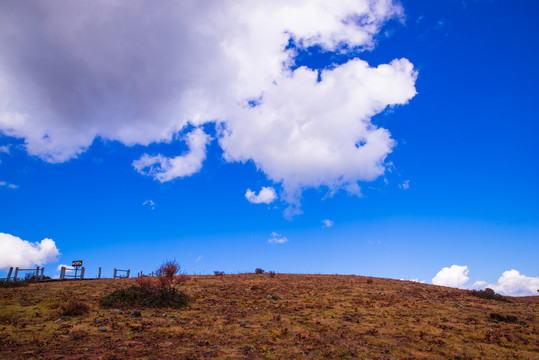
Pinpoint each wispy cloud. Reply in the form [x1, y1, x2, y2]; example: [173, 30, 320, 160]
[321, 219, 334, 228]
[142, 200, 156, 210]
[268, 232, 288, 244]
[0, 181, 18, 189]
[399, 180, 410, 190]
[196, 256, 203, 262]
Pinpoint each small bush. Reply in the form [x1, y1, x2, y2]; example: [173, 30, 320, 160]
[268, 271, 276, 278]
[366, 279, 373, 285]
[490, 313, 518, 323]
[101, 260, 191, 309]
[214, 271, 225, 276]
[470, 288, 510, 302]
[60, 301, 90, 316]
[100, 284, 190, 309]
[0, 280, 29, 288]
[255, 268, 265, 274]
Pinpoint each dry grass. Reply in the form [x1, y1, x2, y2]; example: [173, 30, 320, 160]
[0, 274, 537, 359]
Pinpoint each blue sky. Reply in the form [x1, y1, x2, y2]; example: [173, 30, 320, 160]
[0, 0, 538, 295]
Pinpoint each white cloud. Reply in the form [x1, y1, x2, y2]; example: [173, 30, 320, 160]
[432, 265, 470, 288]
[0, 233, 60, 269]
[268, 232, 288, 244]
[399, 179, 410, 190]
[56, 264, 74, 271]
[0, 1, 417, 212]
[133, 128, 210, 182]
[473, 270, 539, 297]
[142, 199, 156, 210]
[0, 145, 9, 154]
[322, 219, 334, 228]
[0, 181, 18, 189]
[196, 256, 203, 262]
[245, 187, 277, 204]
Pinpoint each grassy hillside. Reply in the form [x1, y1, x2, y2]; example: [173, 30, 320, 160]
[0, 274, 537, 359]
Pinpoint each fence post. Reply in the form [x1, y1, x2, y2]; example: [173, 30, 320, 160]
[40, 267, 44, 280]
[98, 267, 102, 279]
[126, 269, 130, 278]
[80, 267, 85, 279]
[6, 267, 13, 281]
[14, 267, 19, 281]
[113, 268, 117, 279]
[60, 267, 66, 280]
[35, 266, 40, 280]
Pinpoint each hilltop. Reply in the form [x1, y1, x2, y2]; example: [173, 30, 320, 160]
[0, 274, 537, 359]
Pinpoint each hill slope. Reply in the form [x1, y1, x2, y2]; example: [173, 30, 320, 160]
[0, 274, 537, 359]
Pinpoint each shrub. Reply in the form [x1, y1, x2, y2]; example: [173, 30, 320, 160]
[268, 271, 276, 278]
[60, 301, 90, 316]
[255, 268, 265, 274]
[101, 260, 191, 309]
[214, 271, 225, 276]
[470, 288, 510, 302]
[0, 280, 29, 288]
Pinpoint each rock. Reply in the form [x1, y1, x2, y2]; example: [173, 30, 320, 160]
[56, 316, 71, 323]
[241, 345, 254, 354]
[343, 315, 353, 322]
[266, 295, 272, 300]
[94, 319, 102, 325]
[240, 320, 247, 327]
[455, 303, 463, 309]
[131, 310, 142, 317]
[98, 326, 107, 332]
[454, 354, 462, 360]
[163, 313, 167, 317]
[267, 294, 280, 300]
[112, 310, 124, 315]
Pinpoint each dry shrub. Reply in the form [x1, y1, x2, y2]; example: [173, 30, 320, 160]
[255, 268, 265, 274]
[214, 271, 225, 276]
[470, 288, 510, 302]
[60, 301, 90, 316]
[268, 271, 276, 278]
[101, 260, 191, 309]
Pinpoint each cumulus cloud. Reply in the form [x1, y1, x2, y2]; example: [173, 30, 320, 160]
[432, 265, 470, 288]
[0, 1, 417, 211]
[0, 233, 60, 269]
[322, 219, 334, 227]
[474, 270, 539, 297]
[245, 187, 277, 204]
[133, 128, 210, 182]
[268, 232, 288, 244]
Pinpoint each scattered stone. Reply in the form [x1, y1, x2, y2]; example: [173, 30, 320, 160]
[343, 315, 353, 322]
[163, 313, 167, 317]
[131, 310, 142, 317]
[112, 310, 124, 315]
[240, 320, 247, 327]
[168, 318, 175, 323]
[454, 354, 462, 360]
[94, 319, 102, 325]
[98, 326, 107, 332]
[267, 294, 280, 300]
[56, 316, 71, 323]
[455, 303, 463, 309]
[241, 345, 254, 354]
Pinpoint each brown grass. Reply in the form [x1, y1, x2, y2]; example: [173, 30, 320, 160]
[0, 274, 537, 359]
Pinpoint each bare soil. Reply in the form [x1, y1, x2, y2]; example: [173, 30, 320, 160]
[0, 274, 537, 359]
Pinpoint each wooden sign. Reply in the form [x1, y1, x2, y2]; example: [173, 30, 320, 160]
[72, 260, 83, 267]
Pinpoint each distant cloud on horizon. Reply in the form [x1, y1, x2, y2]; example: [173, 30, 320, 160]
[0, 233, 60, 269]
[433, 264, 539, 297]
